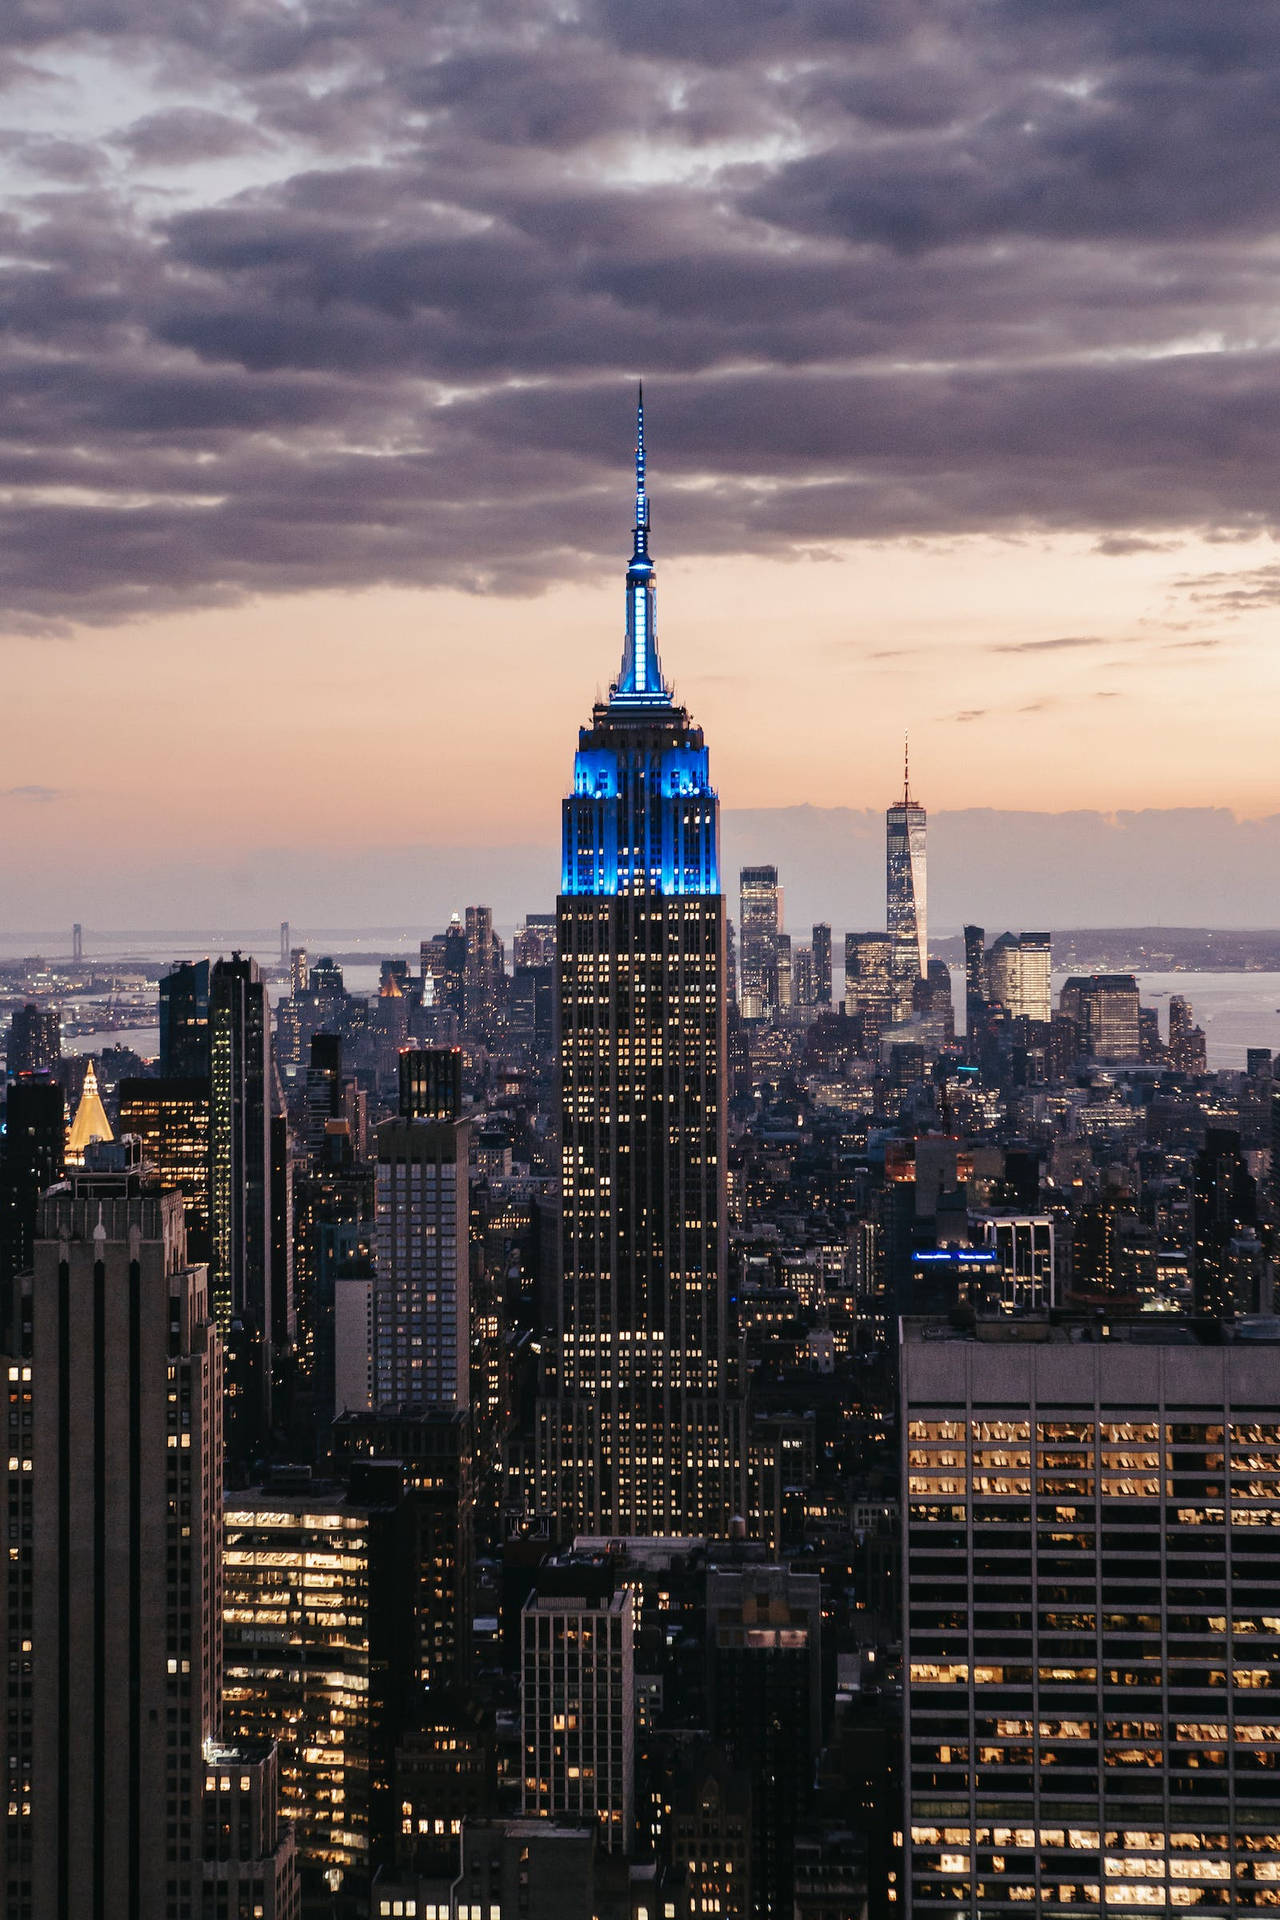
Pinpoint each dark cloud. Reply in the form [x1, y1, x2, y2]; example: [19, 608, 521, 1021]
[114, 108, 270, 165]
[993, 635, 1114, 654]
[1, 784, 59, 801]
[0, 1, 1275, 630]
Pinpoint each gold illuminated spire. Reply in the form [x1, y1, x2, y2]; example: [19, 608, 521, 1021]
[67, 1059, 113, 1164]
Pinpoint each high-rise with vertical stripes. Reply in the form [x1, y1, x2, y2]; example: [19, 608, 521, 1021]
[536, 395, 742, 1538]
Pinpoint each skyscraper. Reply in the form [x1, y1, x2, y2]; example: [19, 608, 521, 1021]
[738, 865, 780, 1018]
[159, 959, 211, 1078]
[985, 930, 1052, 1023]
[902, 1313, 1280, 1915]
[2, 1167, 221, 1920]
[538, 394, 739, 1538]
[4, 1003, 60, 1079]
[117, 1075, 212, 1256]
[707, 1564, 822, 1920]
[209, 954, 274, 1460]
[0, 1076, 64, 1327]
[843, 932, 894, 1043]
[373, 1075, 471, 1409]
[886, 738, 927, 1020]
[521, 1589, 635, 1849]
[811, 921, 832, 1006]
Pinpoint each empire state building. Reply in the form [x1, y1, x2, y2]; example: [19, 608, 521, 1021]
[537, 396, 743, 1538]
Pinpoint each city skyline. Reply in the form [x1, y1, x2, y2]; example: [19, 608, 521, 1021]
[4, 8, 1280, 913]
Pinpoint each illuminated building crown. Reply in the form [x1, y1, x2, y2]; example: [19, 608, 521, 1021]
[561, 393, 719, 897]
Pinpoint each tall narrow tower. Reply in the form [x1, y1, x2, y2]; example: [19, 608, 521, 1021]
[538, 393, 741, 1537]
[886, 736, 927, 1022]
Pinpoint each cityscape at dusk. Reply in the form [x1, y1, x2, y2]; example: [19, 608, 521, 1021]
[6, 6, 1280, 1920]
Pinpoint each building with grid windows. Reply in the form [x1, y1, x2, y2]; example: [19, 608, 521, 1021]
[739, 866, 781, 1019]
[2, 1168, 221, 1920]
[902, 1314, 1280, 1916]
[521, 1589, 635, 1848]
[535, 397, 742, 1539]
[373, 1104, 471, 1410]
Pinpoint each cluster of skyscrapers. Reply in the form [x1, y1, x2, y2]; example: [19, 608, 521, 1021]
[2, 403, 1279, 1918]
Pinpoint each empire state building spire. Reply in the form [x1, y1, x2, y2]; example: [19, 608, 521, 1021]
[614, 385, 667, 702]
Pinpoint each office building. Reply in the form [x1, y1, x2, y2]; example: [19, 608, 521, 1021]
[209, 954, 274, 1456]
[985, 931, 1052, 1024]
[0, 1077, 64, 1307]
[200, 1742, 299, 1920]
[1059, 974, 1142, 1063]
[1169, 993, 1208, 1074]
[812, 921, 832, 1005]
[902, 1313, 1280, 1915]
[515, 913, 557, 969]
[843, 933, 895, 1043]
[537, 395, 740, 1539]
[521, 1588, 635, 1848]
[399, 1046, 463, 1121]
[160, 959, 211, 1078]
[792, 942, 816, 1008]
[118, 1075, 212, 1255]
[1192, 1127, 1260, 1316]
[978, 1212, 1056, 1311]
[464, 905, 503, 1035]
[2, 1168, 221, 1920]
[963, 923, 988, 1035]
[222, 1477, 415, 1898]
[373, 1093, 471, 1409]
[292, 1134, 374, 1435]
[4, 1003, 60, 1079]
[739, 865, 781, 1018]
[707, 1563, 822, 1920]
[334, 1406, 475, 1691]
[886, 741, 927, 1019]
[776, 929, 793, 1009]
[662, 1745, 752, 1920]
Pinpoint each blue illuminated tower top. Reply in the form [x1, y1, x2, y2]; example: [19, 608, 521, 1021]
[561, 392, 720, 897]
[613, 387, 667, 704]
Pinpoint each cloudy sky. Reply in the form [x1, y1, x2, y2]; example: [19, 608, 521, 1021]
[3, 1, 1280, 926]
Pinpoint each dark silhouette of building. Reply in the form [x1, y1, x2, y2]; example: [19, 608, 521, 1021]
[209, 954, 273, 1463]
[199, 1742, 297, 1918]
[0, 1076, 65, 1318]
[4, 1003, 60, 1078]
[399, 1046, 463, 1121]
[2, 1168, 221, 1920]
[707, 1563, 821, 1920]
[812, 921, 832, 1006]
[1193, 1127, 1260, 1316]
[333, 1405, 476, 1696]
[159, 958, 211, 1078]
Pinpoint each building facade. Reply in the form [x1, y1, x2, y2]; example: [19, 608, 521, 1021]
[985, 931, 1052, 1024]
[521, 1589, 636, 1849]
[372, 1102, 471, 1409]
[2, 1171, 221, 1920]
[537, 396, 740, 1539]
[886, 746, 927, 1019]
[738, 865, 781, 1019]
[902, 1315, 1280, 1915]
